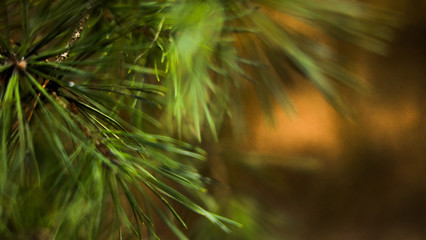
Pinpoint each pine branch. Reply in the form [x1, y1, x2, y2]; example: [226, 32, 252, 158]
[0, 0, 398, 239]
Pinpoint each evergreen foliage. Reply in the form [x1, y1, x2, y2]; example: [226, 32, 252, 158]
[0, 0, 396, 239]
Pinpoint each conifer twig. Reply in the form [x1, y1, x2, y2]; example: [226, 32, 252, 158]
[134, 17, 165, 64]
[40, 6, 121, 163]
[24, 9, 92, 123]
[51, 91, 120, 164]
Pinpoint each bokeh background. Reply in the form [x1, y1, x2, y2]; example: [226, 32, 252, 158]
[180, 1, 426, 239]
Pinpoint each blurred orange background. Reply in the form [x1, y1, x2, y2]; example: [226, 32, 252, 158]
[197, 1, 426, 239]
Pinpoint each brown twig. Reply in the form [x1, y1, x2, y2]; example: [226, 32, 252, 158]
[51, 91, 120, 164]
[134, 17, 165, 64]
[14, 4, 119, 163]
[23, 10, 92, 124]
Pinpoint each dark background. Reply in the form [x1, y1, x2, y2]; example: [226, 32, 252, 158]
[188, 1, 426, 239]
